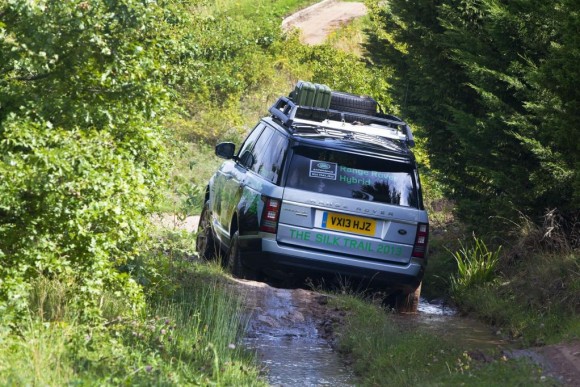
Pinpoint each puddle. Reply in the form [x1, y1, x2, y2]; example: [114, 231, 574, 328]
[244, 331, 354, 386]
[240, 283, 511, 386]
[397, 297, 511, 351]
[242, 286, 357, 386]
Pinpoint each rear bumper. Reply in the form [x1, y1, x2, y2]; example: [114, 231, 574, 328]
[240, 237, 424, 292]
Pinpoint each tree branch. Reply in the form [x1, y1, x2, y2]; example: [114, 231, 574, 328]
[13, 72, 53, 81]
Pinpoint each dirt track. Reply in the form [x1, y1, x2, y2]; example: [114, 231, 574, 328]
[282, 0, 367, 45]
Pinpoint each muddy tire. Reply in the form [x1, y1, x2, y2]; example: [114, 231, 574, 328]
[395, 283, 422, 313]
[227, 231, 258, 280]
[196, 201, 217, 260]
[329, 91, 377, 115]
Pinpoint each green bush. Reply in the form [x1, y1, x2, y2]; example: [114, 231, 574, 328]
[0, 0, 201, 324]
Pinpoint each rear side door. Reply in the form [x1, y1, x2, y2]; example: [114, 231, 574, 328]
[212, 124, 264, 243]
[239, 126, 289, 235]
[212, 123, 289, 244]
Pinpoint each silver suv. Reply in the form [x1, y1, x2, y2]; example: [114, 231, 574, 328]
[197, 86, 429, 311]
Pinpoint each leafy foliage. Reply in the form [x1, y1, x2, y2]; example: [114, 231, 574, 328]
[0, 0, 354, 325]
[168, 1, 283, 144]
[365, 0, 579, 227]
[277, 32, 392, 109]
[0, 0, 203, 323]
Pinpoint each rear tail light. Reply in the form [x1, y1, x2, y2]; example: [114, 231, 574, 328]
[412, 222, 429, 259]
[260, 196, 281, 233]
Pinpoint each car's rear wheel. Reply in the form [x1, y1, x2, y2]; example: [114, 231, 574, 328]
[196, 201, 217, 260]
[394, 283, 422, 313]
[227, 231, 258, 280]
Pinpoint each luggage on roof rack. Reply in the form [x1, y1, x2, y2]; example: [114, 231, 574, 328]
[290, 81, 332, 110]
[290, 81, 316, 106]
[290, 82, 381, 124]
[314, 83, 331, 109]
[268, 96, 416, 147]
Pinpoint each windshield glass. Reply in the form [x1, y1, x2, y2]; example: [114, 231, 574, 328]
[286, 146, 418, 208]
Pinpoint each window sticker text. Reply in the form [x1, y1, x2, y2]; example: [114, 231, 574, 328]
[309, 160, 337, 180]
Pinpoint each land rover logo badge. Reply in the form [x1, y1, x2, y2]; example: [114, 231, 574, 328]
[398, 229, 407, 235]
[309, 160, 338, 180]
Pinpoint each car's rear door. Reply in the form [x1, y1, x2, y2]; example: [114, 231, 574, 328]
[277, 145, 427, 265]
[212, 124, 264, 244]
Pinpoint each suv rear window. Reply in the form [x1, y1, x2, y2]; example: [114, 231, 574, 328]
[286, 146, 418, 208]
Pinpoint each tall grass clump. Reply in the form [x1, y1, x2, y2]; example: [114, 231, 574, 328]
[448, 210, 579, 344]
[333, 294, 547, 385]
[450, 235, 501, 297]
[0, 227, 264, 385]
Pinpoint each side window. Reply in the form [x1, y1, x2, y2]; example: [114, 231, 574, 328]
[238, 123, 264, 168]
[250, 127, 288, 184]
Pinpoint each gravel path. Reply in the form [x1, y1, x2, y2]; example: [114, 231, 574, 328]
[282, 0, 367, 45]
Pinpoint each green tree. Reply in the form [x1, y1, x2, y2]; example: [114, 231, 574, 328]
[530, 0, 580, 205]
[366, 0, 579, 226]
[0, 0, 197, 324]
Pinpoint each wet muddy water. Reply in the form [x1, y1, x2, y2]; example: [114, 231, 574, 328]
[242, 286, 356, 386]
[413, 298, 510, 351]
[244, 327, 355, 386]
[242, 286, 510, 386]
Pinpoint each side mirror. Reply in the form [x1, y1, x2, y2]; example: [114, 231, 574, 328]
[215, 142, 236, 159]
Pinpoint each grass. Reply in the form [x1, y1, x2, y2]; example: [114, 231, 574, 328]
[0, 226, 265, 385]
[326, 14, 370, 56]
[196, 0, 320, 18]
[423, 203, 580, 346]
[156, 141, 223, 214]
[332, 294, 557, 386]
[268, 0, 321, 17]
[453, 251, 580, 345]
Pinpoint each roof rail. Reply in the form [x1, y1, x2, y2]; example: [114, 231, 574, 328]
[268, 97, 416, 147]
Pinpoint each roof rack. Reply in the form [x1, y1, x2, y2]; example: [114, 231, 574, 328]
[268, 97, 415, 147]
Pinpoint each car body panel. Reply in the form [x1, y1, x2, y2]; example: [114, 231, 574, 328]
[201, 97, 429, 292]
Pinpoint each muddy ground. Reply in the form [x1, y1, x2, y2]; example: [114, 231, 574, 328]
[228, 278, 580, 386]
[229, 278, 356, 385]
